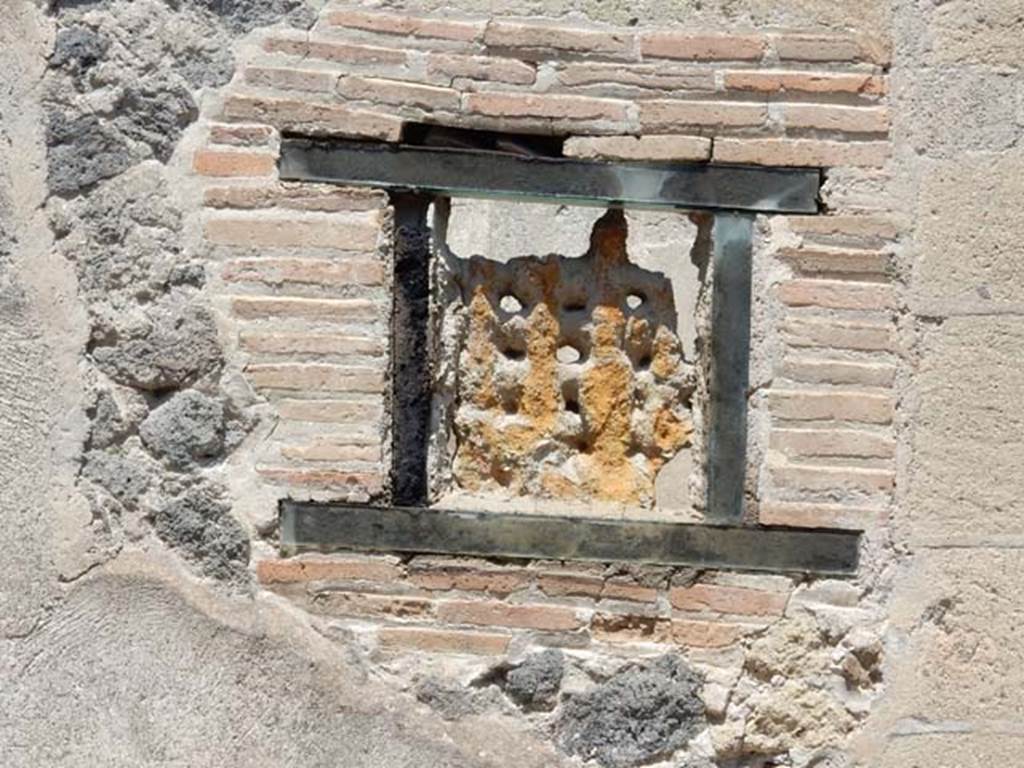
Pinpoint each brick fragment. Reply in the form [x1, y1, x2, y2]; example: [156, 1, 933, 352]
[639, 100, 767, 130]
[244, 363, 383, 392]
[723, 70, 886, 97]
[591, 613, 671, 643]
[209, 123, 275, 147]
[787, 215, 899, 243]
[770, 461, 895, 493]
[205, 215, 379, 251]
[670, 584, 788, 616]
[203, 184, 386, 212]
[223, 95, 403, 140]
[378, 627, 512, 655]
[280, 442, 381, 462]
[257, 467, 384, 493]
[777, 279, 895, 311]
[772, 33, 890, 66]
[712, 138, 890, 168]
[325, 9, 484, 42]
[464, 92, 629, 122]
[759, 501, 886, 530]
[768, 390, 893, 424]
[277, 399, 383, 424]
[257, 557, 401, 584]
[244, 66, 337, 93]
[671, 619, 750, 648]
[438, 601, 584, 631]
[771, 428, 895, 459]
[557, 62, 714, 91]
[222, 258, 384, 288]
[409, 565, 531, 596]
[781, 319, 894, 351]
[484, 19, 633, 58]
[427, 53, 536, 85]
[538, 573, 658, 603]
[563, 134, 711, 162]
[640, 32, 765, 61]
[193, 149, 275, 178]
[783, 104, 889, 134]
[780, 358, 896, 387]
[264, 35, 408, 66]
[779, 247, 891, 276]
[337, 75, 460, 110]
[310, 591, 434, 619]
[240, 332, 384, 356]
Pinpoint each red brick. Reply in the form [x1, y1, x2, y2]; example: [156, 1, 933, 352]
[781, 319, 894, 352]
[771, 427, 895, 459]
[409, 566, 531, 596]
[770, 461, 895, 493]
[563, 134, 711, 162]
[281, 441, 381, 462]
[244, 363, 383, 392]
[640, 32, 764, 61]
[244, 66, 337, 93]
[671, 619, 751, 648]
[277, 399, 383, 424]
[777, 279, 895, 311]
[759, 501, 886, 530]
[464, 92, 629, 122]
[438, 601, 584, 631]
[240, 332, 383, 356]
[670, 584, 788, 616]
[537, 573, 605, 599]
[557, 62, 714, 91]
[772, 33, 890, 66]
[378, 627, 512, 655]
[203, 184, 386, 212]
[325, 9, 484, 42]
[257, 467, 384, 493]
[223, 95, 402, 140]
[639, 100, 767, 130]
[783, 104, 889, 134]
[264, 35, 408, 66]
[193, 149, 275, 178]
[222, 258, 384, 288]
[591, 613, 672, 643]
[779, 247, 891, 276]
[601, 581, 660, 603]
[337, 76, 460, 110]
[205, 215, 379, 250]
[712, 138, 890, 168]
[209, 123, 275, 147]
[780, 358, 896, 387]
[723, 70, 886, 97]
[427, 53, 536, 85]
[484, 19, 633, 58]
[768, 390, 893, 424]
[310, 591, 434, 619]
[257, 557, 401, 584]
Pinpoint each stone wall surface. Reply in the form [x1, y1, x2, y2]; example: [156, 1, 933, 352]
[0, 0, 1022, 767]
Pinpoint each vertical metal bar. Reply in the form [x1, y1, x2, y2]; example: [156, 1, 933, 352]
[706, 213, 755, 522]
[390, 193, 432, 506]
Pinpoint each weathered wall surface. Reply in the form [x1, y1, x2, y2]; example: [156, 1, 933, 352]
[1, 0, 1022, 767]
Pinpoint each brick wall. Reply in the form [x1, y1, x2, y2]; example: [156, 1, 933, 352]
[191, 4, 896, 660]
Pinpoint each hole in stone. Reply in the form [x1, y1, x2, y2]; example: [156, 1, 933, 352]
[557, 344, 582, 364]
[563, 299, 587, 313]
[503, 344, 526, 361]
[561, 378, 581, 414]
[499, 293, 523, 314]
[637, 354, 652, 370]
[626, 292, 646, 310]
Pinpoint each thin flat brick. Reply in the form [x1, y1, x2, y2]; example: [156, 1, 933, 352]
[782, 104, 889, 134]
[277, 399, 383, 424]
[309, 591, 434, 619]
[337, 75, 461, 110]
[378, 627, 512, 655]
[257, 467, 385, 492]
[780, 358, 897, 387]
[772, 33, 890, 66]
[409, 566, 531, 596]
[671, 619, 750, 648]
[640, 32, 764, 61]
[257, 557, 401, 584]
[760, 501, 886, 530]
[427, 53, 536, 85]
[639, 100, 767, 130]
[712, 138, 891, 168]
[670, 584, 788, 616]
[244, 363, 383, 392]
[232, 296, 380, 324]
[779, 247, 891, 276]
[438, 601, 584, 631]
[768, 389, 893, 424]
[788, 215, 899, 242]
[781, 319, 894, 351]
[205, 216, 379, 251]
[240, 332, 383, 356]
[244, 66, 337, 93]
[723, 70, 886, 96]
[484, 19, 633, 58]
[203, 184, 386, 212]
[280, 441, 380, 462]
[325, 9, 484, 42]
[209, 123, 275, 147]
[223, 95, 403, 140]
[557, 62, 714, 91]
[591, 613, 672, 643]
[770, 461, 895, 493]
[777, 279, 895, 311]
[192, 149, 275, 178]
[771, 428, 896, 459]
[264, 35, 409, 66]
[537, 573, 606, 599]
[222, 258, 384, 288]
[464, 92, 629, 122]
[602, 581, 659, 604]
[563, 134, 711, 162]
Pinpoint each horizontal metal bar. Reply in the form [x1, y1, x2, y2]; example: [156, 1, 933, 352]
[279, 138, 820, 215]
[280, 502, 859, 576]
